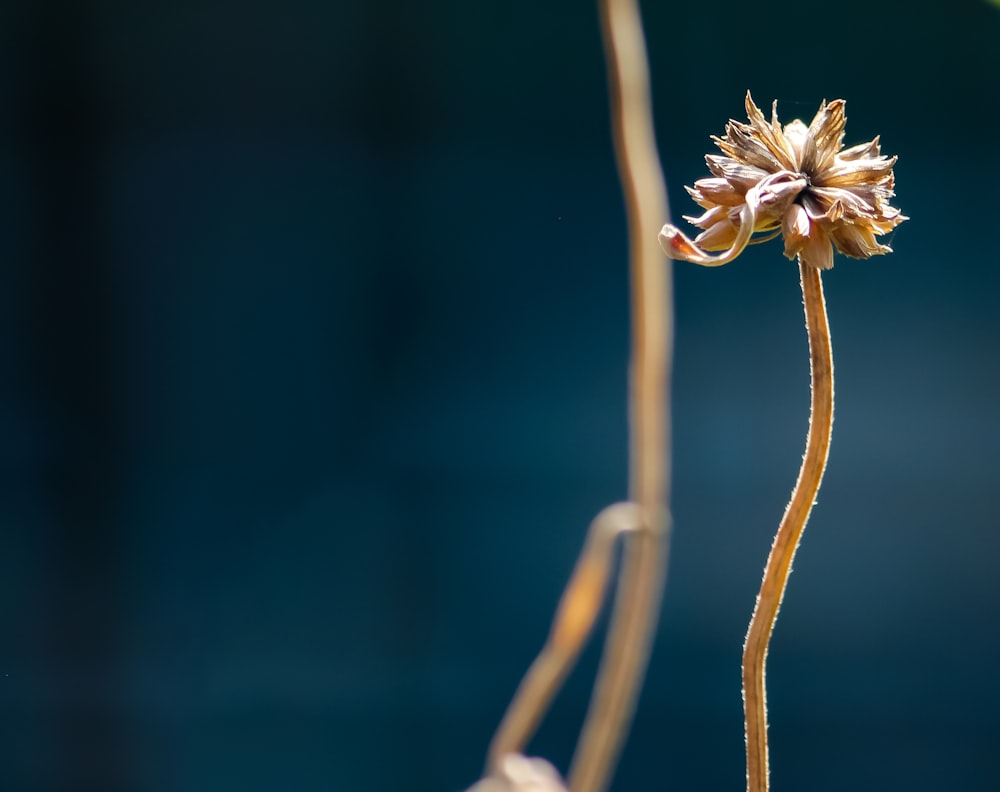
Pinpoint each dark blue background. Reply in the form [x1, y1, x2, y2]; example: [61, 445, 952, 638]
[2, 1, 998, 790]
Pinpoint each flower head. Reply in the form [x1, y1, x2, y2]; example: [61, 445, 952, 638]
[659, 93, 906, 270]
[467, 756, 567, 792]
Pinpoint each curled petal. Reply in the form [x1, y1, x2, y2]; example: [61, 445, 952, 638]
[751, 171, 808, 222]
[659, 171, 803, 267]
[659, 202, 756, 266]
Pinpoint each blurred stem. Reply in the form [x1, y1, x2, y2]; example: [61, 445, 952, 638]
[486, 502, 640, 771]
[742, 260, 833, 792]
[567, 0, 672, 791]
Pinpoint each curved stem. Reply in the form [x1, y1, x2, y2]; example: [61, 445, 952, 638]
[568, 1, 673, 791]
[486, 503, 640, 771]
[742, 260, 834, 792]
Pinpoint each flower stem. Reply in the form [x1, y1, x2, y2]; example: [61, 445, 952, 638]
[486, 502, 640, 771]
[743, 260, 834, 792]
[568, 1, 673, 791]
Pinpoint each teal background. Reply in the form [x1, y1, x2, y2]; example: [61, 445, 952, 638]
[1, 1, 998, 790]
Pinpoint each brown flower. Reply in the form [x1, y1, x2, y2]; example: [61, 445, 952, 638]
[659, 92, 906, 270]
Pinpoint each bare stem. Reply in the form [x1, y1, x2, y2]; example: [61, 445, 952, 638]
[568, 1, 673, 791]
[486, 502, 640, 771]
[742, 260, 834, 792]
[479, 0, 671, 787]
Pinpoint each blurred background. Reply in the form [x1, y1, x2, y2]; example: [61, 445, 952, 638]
[1, 1, 998, 790]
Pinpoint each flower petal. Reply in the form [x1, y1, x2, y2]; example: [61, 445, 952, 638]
[839, 135, 881, 161]
[801, 190, 845, 222]
[690, 177, 745, 206]
[659, 201, 757, 267]
[705, 155, 770, 192]
[804, 99, 847, 173]
[781, 203, 811, 259]
[831, 223, 893, 258]
[809, 186, 874, 218]
[781, 120, 810, 170]
[750, 171, 808, 221]
[870, 206, 908, 233]
[741, 92, 798, 171]
[683, 205, 729, 228]
[800, 228, 834, 270]
[694, 217, 741, 251]
[815, 155, 898, 187]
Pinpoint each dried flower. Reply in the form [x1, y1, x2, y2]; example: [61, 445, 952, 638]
[659, 92, 906, 270]
[466, 755, 568, 792]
